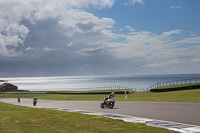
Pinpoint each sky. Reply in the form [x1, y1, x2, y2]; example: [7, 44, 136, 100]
[0, 0, 200, 77]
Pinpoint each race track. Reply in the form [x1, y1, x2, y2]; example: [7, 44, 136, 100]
[0, 98, 200, 126]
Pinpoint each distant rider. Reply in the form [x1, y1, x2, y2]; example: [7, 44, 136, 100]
[33, 97, 38, 106]
[17, 97, 21, 103]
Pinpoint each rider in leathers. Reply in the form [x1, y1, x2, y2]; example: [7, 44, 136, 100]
[104, 92, 115, 104]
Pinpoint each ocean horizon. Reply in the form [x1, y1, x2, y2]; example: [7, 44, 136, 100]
[1, 73, 200, 92]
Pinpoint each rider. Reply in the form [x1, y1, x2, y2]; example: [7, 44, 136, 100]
[104, 92, 115, 103]
[17, 97, 21, 103]
[109, 92, 115, 99]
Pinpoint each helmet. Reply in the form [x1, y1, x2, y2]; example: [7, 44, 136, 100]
[111, 92, 115, 96]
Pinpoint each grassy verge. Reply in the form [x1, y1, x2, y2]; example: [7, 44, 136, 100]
[1, 88, 200, 102]
[0, 102, 176, 133]
[127, 89, 200, 102]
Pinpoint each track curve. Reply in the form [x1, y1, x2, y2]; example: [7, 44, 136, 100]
[0, 98, 200, 126]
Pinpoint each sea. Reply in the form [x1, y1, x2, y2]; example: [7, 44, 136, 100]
[1, 74, 200, 92]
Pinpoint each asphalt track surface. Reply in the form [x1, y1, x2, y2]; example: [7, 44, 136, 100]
[1, 98, 200, 126]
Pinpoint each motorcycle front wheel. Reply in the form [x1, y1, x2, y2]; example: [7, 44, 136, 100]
[109, 101, 114, 109]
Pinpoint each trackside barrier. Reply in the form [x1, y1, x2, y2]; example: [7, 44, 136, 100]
[146, 78, 200, 91]
[91, 86, 135, 91]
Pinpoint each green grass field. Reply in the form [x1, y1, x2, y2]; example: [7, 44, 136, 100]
[0, 102, 176, 133]
[1, 88, 200, 102]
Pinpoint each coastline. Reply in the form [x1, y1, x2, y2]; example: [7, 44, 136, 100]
[1, 73, 200, 92]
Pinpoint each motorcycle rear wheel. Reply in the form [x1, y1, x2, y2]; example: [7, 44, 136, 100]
[100, 103, 104, 108]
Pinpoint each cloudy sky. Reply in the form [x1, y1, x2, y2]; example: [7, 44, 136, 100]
[0, 0, 200, 77]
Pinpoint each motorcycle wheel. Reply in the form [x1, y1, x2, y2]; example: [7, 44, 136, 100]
[100, 103, 104, 108]
[33, 101, 37, 106]
[109, 101, 114, 109]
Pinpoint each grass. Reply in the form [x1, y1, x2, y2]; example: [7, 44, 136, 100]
[125, 89, 200, 102]
[1, 88, 200, 102]
[0, 102, 176, 133]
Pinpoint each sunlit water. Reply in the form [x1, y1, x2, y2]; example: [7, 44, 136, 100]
[1, 74, 200, 91]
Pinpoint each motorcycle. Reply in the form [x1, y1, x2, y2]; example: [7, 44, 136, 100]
[100, 97, 115, 109]
[33, 97, 38, 106]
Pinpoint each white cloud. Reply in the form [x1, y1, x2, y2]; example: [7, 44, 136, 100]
[125, 25, 135, 32]
[77, 47, 105, 56]
[67, 0, 115, 9]
[106, 30, 200, 72]
[25, 47, 34, 51]
[43, 47, 55, 51]
[192, 58, 200, 63]
[67, 42, 73, 47]
[0, 0, 115, 57]
[142, 59, 180, 68]
[174, 36, 200, 44]
[169, 6, 182, 9]
[59, 9, 115, 38]
[125, 0, 145, 6]
[0, 22, 29, 56]
[162, 30, 182, 37]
